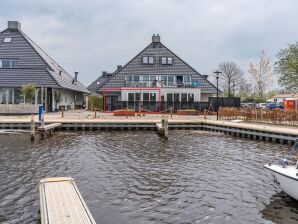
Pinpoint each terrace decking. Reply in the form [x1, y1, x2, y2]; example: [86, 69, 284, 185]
[39, 177, 96, 224]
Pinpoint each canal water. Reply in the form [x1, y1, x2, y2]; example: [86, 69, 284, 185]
[0, 131, 298, 224]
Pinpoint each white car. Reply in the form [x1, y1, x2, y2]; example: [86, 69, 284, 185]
[257, 103, 267, 109]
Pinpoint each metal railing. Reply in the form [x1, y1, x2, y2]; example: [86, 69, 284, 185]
[125, 81, 196, 88]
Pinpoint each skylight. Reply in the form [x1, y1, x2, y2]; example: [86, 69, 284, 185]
[3, 37, 12, 43]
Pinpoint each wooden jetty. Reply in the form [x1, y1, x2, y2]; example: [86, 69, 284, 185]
[1, 116, 298, 144]
[39, 177, 96, 224]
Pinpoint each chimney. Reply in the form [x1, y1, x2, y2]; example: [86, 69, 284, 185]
[152, 34, 160, 43]
[8, 21, 21, 30]
[117, 65, 122, 70]
[74, 71, 78, 82]
[102, 71, 107, 76]
[203, 75, 208, 79]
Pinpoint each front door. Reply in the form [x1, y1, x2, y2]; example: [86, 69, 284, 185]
[106, 96, 118, 111]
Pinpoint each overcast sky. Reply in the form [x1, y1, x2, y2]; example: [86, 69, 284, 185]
[1, 0, 298, 87]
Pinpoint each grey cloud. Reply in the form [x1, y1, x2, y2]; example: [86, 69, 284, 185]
[1, 0, 298, 86]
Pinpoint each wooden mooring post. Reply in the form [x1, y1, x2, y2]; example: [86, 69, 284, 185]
[30, 114, 35, 141]
[40, 112, 45, 139]
[156, 115, 169, 139]
[94, 108, 97, 118]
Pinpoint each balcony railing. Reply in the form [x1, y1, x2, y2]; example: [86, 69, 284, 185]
[125, 81, 196, 88]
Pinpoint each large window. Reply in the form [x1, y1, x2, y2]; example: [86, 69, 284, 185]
[188, 93, 194, 102]
[0, 59, 18, 68]
[160, 75, 175, 87]
[166, 93, 195, 102]
[181, 93, 187, 102]
[143, 93, 149, 101]
[128, 93, 134, 101]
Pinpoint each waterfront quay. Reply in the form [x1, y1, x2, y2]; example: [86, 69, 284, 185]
[0, 110, 297, 144]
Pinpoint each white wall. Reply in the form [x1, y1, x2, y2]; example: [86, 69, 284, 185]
[201, 93, 215, 102]
[54, 90, 85, 110]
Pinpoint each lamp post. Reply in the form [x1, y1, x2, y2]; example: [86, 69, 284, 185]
[213, 70, 222, 120]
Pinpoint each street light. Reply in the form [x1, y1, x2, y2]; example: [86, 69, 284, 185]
[213, 70, 222, 120]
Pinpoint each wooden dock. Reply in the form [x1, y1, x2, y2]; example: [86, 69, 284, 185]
[37, 123, 61, 133]
[39, 177, 96, 224]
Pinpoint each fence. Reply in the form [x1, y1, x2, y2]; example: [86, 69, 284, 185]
[219, 107, 298, 126]
[208, 97, 241, 111]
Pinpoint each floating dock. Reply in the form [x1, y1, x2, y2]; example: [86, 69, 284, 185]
[39, 177, 96, 224]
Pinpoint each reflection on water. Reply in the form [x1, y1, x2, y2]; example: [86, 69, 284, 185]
[0, 130, 296, 223]
[261, 192, 298, 224]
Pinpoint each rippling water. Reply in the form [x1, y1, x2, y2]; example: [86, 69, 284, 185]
[0, 130, 298, 224]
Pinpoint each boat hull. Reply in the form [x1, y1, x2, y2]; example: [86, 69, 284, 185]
[264, 164, 298, 200]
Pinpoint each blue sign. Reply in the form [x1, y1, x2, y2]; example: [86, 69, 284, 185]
[38, 105, 43, 121]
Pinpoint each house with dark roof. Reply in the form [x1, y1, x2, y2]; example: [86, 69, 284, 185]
[0, 21, 89, 112]
[88, 34, 218, 112]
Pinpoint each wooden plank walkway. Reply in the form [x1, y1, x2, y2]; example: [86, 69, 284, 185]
[39, 177, 96, 224]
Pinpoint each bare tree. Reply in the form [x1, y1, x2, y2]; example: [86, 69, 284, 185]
[218, 61, 244, 97]
[238, 78, 253, 100]
[248, 50, 273, 100]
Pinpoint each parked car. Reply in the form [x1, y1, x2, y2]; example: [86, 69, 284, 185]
[256, 103, 267, 109]
[266, 102, 284, 110]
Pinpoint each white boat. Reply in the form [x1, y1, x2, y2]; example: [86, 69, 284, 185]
[264, 164, 298, 200]
[264, 139, 298, 200]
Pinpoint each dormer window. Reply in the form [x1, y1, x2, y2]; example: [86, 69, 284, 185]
[0, 59, 18, 68]
[161, 57, 173, 65]
[142, 56, 154, 64]
[3, 37, 12, 43]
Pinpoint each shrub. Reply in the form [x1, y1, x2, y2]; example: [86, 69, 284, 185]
[20, 84, 36, 103]
[88, 96, 103, 111]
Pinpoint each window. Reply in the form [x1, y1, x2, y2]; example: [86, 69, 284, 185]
[135, 93, 141, 101]
[188, 94, 194, 102]
[161, 57, 173, 65]
[0, 59, 18, 68]
[168, 76, 174, 86]
[143, 56, 154, 64]
[150, 93, 156, 101]
[3, 37, 12, 43]
[181, 93, 187, 102]
[174, 93, 180, 102]
[148, 56, 154, 64]
[161, 57, 167, 64]
[133, 75, 140, 81]
[128, 93, 134, 101]
[142, 56, 148, 64]
[167, 93, 173, 102]
[143, 93, 149, 101]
